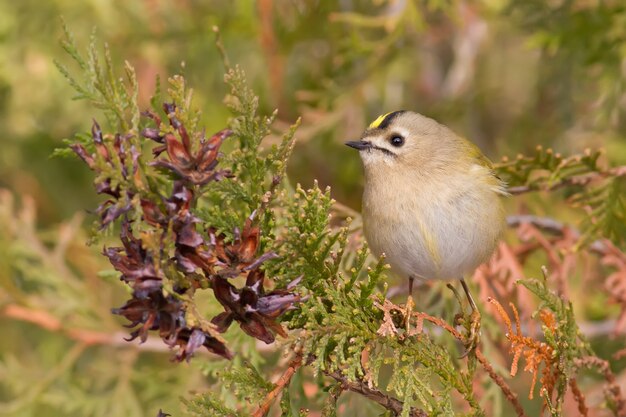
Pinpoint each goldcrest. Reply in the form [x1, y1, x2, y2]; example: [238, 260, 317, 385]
[346, 110, 506, 351]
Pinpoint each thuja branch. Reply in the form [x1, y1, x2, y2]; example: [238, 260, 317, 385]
[324, 370, 428, 417]
[506, 165, 626, 195]
[496, 148, 626, 246]
[251, 354, 303, 417]
[494, 142, 626, 196]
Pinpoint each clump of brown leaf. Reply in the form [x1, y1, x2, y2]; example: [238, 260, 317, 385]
[71, 103, 300, 360]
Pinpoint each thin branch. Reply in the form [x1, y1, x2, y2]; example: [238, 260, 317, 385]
[475, 350, 529, 417]
[506, 215, 567, 235]
[574, 356, 626, 417]
[413, 311, 462, 340]
[569, 379, 589, 417]
[3, 303, 280, 354]
[614, 348, 626, 360]
[256, 174, 284, 220]
[251, 354, 303, 417]
[392, 214, 603, 302]
[506, 214, 609, 255]
[212, 26, 230, 69]
[324, 370, 428, 417]
[384, 297, 619, 338]
[2, 304, 172, 353]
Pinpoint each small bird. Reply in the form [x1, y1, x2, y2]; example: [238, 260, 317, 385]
[346, 110, 506, 354]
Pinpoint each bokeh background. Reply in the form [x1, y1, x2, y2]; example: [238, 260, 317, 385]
[1, 1, 625, 416]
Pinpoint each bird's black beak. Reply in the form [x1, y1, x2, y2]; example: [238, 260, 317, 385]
[345, 140, 371, 151]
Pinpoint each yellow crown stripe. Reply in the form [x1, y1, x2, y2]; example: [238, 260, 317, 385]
[369, 112, 393, 129]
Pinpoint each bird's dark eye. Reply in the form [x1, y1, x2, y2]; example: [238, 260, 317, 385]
[390, 135, 405, 147]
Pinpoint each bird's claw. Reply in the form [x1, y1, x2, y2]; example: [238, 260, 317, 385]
[405, 295, 415, 333]
[459, 309, 481, 359]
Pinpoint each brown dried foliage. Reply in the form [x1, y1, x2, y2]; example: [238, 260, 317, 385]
[143, 103, 233, 185]
[488, 298, 556, 400]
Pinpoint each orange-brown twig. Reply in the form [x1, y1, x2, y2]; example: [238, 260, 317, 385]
[569, 379, 589, 417]
[475, 349, 528, 417]
[413, 311, 463, 340]
[251, 354, 303, 417]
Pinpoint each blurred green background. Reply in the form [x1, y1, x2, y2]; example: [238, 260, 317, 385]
[1, 0, 626, 416]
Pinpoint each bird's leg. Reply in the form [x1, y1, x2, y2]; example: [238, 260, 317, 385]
[460, 278, 481, 357]
[405, 276, 415, 332]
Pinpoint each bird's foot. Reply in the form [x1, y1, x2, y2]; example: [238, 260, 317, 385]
[405, 295, 415, 333]
[460, 308, 481, 358]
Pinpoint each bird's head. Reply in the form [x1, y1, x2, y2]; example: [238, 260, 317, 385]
[346, 110, 449, 171]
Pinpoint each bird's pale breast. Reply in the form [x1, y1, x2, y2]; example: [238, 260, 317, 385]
[362, 171, 504, 282]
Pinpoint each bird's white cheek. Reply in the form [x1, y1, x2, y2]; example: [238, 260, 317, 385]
[360, 151, 393, 166]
